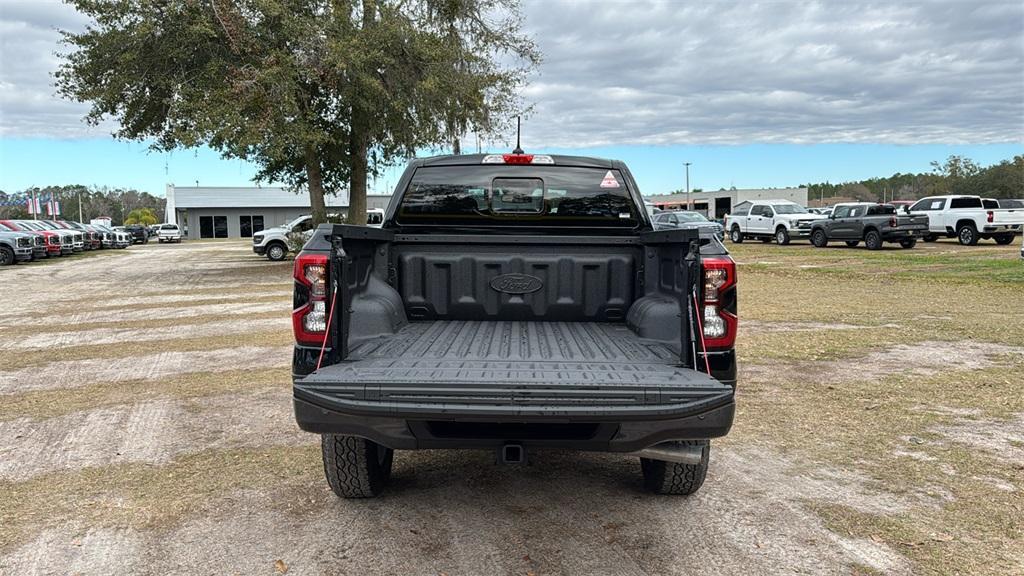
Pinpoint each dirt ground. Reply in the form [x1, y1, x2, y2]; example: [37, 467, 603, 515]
[1, 238, 1021, 575]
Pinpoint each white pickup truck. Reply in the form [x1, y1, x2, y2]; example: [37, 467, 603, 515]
[725, 199, 820, 245]
[156, 223, 183, 243]
[253, 209, 384, 261]
[907, 195, 1024, 245]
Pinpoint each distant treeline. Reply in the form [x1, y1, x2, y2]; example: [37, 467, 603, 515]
[801, 155, 1023, 204]
[0, 185, 165, 224]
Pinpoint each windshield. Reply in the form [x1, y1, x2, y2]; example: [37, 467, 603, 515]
[675, 211, 709, 223]
[397, 165, 640, 229]
[0, 223, 10, 231]
[772, 204, 808, 214]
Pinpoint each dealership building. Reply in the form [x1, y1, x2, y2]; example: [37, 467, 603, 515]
[164, 185, 392, 240]
[644, 188, 809, 220]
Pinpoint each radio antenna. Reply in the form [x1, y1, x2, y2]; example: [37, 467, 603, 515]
[512, 116, 524, 154]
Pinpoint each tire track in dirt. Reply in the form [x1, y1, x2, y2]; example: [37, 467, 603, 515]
[0, 345, 291, 395]
[0, 317, 290, 350]
[0, 389, 303, 482]
[0, 446, 913, 575]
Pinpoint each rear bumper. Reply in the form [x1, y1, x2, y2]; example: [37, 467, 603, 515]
[881, 229, 922, 240]
[294, 396, 735, 452]
[982, 225, 1021, 234]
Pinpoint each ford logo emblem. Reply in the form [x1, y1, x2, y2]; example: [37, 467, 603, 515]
[489, 273, 543, 295]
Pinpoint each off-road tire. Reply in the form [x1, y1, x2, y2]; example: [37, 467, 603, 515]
[266, 242, 287, 261]
[899, 238, 917, 249]
[811, 229, 828, 247]
[994, 234, 1015, 245]
[322, 435, 394, 498]
[864, 229, 883, 250]
[957, 223, 979, 246]
[640, 440, 710, 496]
[775, 227, 791, 245]
[729, 227, 744, 243]
[845, 241, 859, 247]
[0, 246, 14, 266]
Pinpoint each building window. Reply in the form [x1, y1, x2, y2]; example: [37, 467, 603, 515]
[199, 216, 230, 238]
[239, 215, 265, 238]
[199, 216, 214, 238]
[213, 216, 228, 238]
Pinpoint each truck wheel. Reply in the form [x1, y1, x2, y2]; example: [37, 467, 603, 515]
[957, 223, 979, 246]
[923, 234, 937, 242]
[775, 228, 790, 245]
[864, 229, 883, 250]
[322, 434, 393, 498]
[811, 229, 828, 247]
[266, 242, 287, 261]
[0, 246, 13, 266]
[641, 440, 709, 495]
[994, 234, 1015, 245]
[729, 227, 744, 243]
[845, 241, 859, 247]
[899, 238, 917, 249]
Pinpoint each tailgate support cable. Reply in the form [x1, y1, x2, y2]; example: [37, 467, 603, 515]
[692, 291, 712, 374]
[316, 277, 339, 371]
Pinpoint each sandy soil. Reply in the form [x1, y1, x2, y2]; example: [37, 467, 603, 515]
[0, 241, 934, 575]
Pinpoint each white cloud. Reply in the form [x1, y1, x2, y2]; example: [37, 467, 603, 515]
[0, 0, 1021, 145]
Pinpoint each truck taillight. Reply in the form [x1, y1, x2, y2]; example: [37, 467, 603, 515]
[889, 216, 898, 228]
[701, 256, 737, 349]
[293, 253, 329, 345]
[987, 210, 994, 223]
[481, 154, 555, 165]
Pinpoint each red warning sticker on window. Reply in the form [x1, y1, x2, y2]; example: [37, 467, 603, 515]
[600, 171, 620, 188]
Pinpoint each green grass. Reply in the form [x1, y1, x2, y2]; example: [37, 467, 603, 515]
[729, 239, 1024, 575]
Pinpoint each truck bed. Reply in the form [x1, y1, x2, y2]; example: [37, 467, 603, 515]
[296, 320, 732, 420]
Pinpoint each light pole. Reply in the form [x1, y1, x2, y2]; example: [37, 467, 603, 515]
[684, 162, 692, 209]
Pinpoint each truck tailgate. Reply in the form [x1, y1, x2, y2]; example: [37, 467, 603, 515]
[296, 320, 732, 420]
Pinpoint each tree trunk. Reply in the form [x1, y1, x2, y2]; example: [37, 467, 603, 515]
[305, 147, 328, 225]
[346, 0, 375, 227]
[348, 126, 368, 226]
[452, 137, 461, 155]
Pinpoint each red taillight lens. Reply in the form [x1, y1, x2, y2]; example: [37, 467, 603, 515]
[889, 216, 898, 228]
[503, 154, 534, 164]
[293, 253, 329, 345]
[701, 256, 737, 349]
[987, 211, 994, 223]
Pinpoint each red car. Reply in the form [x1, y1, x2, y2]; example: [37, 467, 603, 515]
[0, 220, 60, 258]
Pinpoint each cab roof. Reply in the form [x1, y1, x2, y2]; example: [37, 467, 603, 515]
[416, 153, 621, 169]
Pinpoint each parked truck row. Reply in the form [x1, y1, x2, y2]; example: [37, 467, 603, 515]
[0, 219, 133, 266]
[724, 195, 1024, 249]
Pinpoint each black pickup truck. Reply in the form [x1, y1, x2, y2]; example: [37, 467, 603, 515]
[292, 153, 738, 498]
[810, 202, 929, 249]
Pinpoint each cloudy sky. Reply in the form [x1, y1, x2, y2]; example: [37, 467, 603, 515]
[0, 0, 1022, 195]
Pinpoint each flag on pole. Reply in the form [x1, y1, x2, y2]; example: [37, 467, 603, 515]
[47, 198, 61, 216]
[27, 197, 42, 215]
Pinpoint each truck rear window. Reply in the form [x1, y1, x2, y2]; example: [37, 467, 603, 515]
[396, 166, 640, 228]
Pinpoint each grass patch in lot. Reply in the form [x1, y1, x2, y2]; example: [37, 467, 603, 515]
[0, 330, 294, 372]
[727, 241, 1024, 574]
[0, 445, 319, 553]
[23, 249, 125, 266]
[0, 367, 288, 422]
[2, 304, 289, 338]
